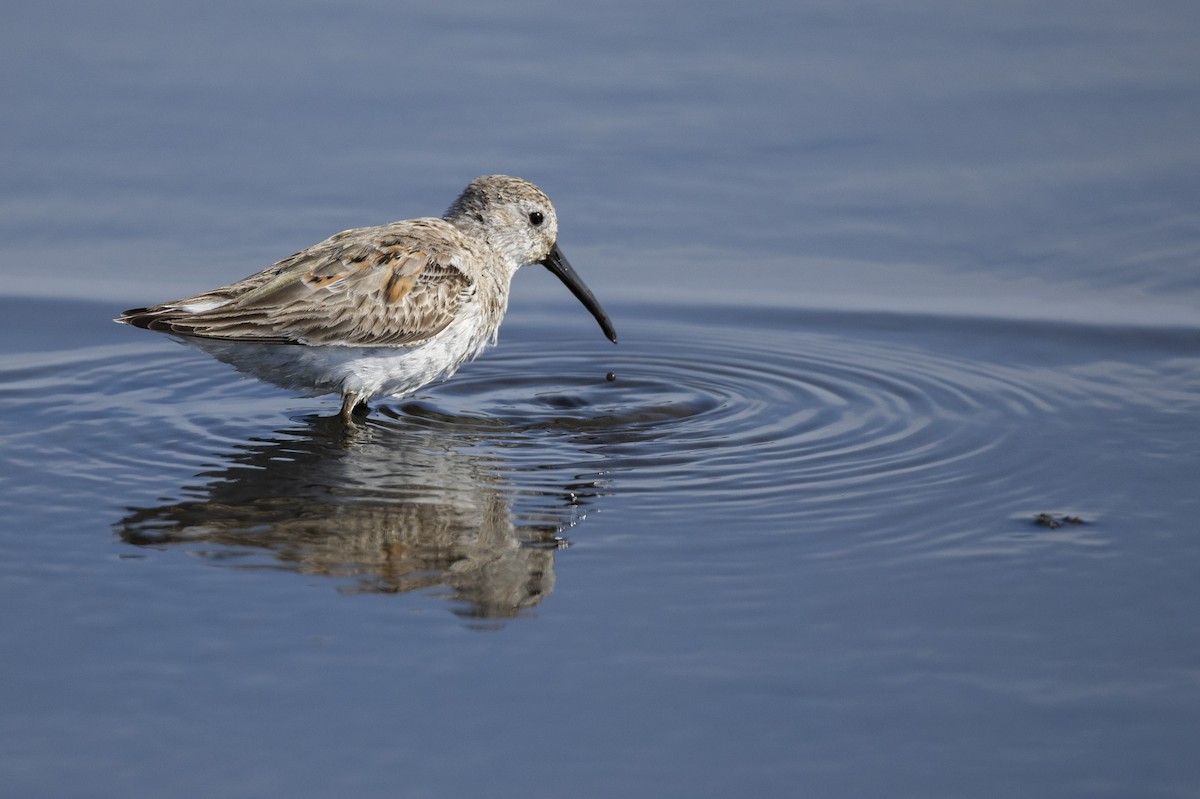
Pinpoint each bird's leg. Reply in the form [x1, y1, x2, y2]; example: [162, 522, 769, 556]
[339, 391, 370, 421]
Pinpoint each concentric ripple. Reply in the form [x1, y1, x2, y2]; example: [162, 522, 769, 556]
[380, 309, 1090, 529]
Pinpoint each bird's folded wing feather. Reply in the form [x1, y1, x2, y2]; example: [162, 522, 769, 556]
[120, 220, 476, 346]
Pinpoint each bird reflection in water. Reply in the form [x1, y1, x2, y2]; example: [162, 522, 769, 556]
[118, 411, 604, 619]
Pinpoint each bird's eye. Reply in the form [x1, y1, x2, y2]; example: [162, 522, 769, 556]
[528, 211, 544, 227]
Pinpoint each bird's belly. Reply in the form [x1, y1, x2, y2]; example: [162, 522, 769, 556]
[177, 316, 496, 399]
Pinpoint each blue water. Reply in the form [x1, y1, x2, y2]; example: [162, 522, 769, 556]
[2, 2, 1200, 797]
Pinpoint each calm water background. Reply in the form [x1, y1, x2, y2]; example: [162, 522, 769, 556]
[2, 1, 1199, 797]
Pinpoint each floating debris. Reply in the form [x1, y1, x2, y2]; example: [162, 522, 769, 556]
[1034, 512, 1086, 529]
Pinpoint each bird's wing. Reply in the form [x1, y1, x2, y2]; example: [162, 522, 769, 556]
[119, 219, 477, 346]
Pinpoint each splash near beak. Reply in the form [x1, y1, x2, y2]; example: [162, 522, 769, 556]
[540, 244, 618, 344]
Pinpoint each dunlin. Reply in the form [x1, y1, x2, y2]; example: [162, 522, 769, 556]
[117, 175, 617, 419]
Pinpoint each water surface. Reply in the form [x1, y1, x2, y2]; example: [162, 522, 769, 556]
[3, 293, 1199, 797]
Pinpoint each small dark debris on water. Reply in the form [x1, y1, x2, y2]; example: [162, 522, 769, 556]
[606, 372, 616, 382]
[1034, 513, 1086, 529]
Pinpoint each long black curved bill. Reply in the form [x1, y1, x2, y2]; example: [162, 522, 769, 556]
[540, 244, 618, 344]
